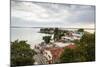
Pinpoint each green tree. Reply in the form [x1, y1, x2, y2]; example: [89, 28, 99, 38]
[80, 32, 95, 61]
[60, 32, 95, 63]
[11, 40, 36, 66]
[53, 28, 59, 41]
[77, 32, 95, 61]
[43, 36, 51, 44]
[60, 48, 75, 63]
[53, 28, 64, 41]
[60, 47, 86, 63]
[77, 28, 84, 32]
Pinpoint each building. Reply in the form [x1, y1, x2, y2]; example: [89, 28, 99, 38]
[65, 44, 76, 49]
[61, 36, 74, 42]
[61, 31, 83, 42]
[43, 44, 76, 64]
[43, 50, 53, 63]
[43, 47, 64, 63]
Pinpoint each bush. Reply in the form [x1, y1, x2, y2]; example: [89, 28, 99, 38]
[11, 40, 35, 66]
[43, 36, 51, 44]
[60, 32, 95, 63]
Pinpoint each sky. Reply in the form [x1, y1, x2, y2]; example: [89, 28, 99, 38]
[11, 0, 95, 28]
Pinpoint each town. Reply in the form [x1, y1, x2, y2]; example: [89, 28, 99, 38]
[11, 28, 95, 66]
[33, 28, 84, 64]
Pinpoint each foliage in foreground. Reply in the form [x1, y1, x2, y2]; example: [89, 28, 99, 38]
[60, 32, 95, 63]
[11, 40, 36, 66]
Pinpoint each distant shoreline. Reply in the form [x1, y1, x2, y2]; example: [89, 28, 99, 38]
[10, 26, 95, 30]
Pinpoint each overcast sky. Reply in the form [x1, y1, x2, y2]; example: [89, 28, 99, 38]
[11, 1, 95, 28]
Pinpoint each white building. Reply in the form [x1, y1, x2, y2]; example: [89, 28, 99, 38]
[43, 50, 52, 62]
[61, 32, 83, 42]
[54, 42, 74, 47]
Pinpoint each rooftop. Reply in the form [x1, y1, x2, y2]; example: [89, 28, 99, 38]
[53, 42, 74, 47]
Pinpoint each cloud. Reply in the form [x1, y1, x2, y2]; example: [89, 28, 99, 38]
[11, 1, 95, 28]
[11, 1, 71, 22]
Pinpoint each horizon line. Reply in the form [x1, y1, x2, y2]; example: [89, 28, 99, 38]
[10, 26, 95, 30]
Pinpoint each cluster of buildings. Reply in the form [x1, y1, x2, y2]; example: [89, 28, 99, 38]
[61, 31, 83, 42]
[34, 30, 84, 64]
[35, 42, 76, 64]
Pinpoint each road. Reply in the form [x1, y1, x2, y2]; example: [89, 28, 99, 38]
[33, 54, 48, 65]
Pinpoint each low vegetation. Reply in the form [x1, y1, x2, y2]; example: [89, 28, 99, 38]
[11, 40, 36, 66]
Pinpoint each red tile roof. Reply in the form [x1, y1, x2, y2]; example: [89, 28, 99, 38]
[50, 48, 64, 60]
[66, 44, 76, 49]
[44, 44, 76, 63]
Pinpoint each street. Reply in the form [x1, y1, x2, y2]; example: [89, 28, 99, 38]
[33, 54, 48, 65]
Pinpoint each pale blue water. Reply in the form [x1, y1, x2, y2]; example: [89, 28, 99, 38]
[11, 28, 50, 48]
